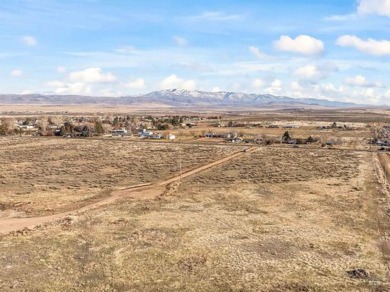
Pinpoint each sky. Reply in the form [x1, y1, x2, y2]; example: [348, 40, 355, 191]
[0, 0, 389, 104]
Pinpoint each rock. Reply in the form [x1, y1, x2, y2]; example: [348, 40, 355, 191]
[60, 215, 79, 226]
[347, 268, 370, 279]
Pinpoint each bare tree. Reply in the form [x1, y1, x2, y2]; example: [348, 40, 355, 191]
[0, 118, 14, 135]
[37, 116, 48, 134]
[48, 116, 64, 126]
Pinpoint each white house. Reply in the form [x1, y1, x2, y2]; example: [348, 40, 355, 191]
[138, 129, 153, 138]
[152, 133, 164, 139]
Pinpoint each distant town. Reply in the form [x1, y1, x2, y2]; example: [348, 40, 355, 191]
[2, 113, 389, 150]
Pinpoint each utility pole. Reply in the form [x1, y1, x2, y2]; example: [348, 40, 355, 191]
[179, 148, 182, 184]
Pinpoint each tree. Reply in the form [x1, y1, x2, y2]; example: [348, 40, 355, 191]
[64, 122, 74, 134]
[48, 115, 64, 126]
[36, 116, 48, 135]
[171, 116, 180, 126]
[157, 123, 169, 130]
[0, 118, 13, 135]
[23, 118, 31, 125]
[95, 121, 105, 135]
[132, 117, 139, 127]
[282, 131, 291, 142]
[81, 125, 92, 137]
[307, 136, 314, 143]
[113, 117, 120, 127]
[59, 125, 66, 136]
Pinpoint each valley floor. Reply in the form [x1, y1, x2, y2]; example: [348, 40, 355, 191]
[0, 138, 389, 291]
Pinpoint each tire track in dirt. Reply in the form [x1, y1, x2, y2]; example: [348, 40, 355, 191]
[378, 153, 390, 183]
[0, 147, 256, 235]
[376, 153, 390, 278]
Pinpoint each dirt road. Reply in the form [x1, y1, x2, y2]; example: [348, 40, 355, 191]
[0, 147, 256, 235]
[378, 153, 390, 183]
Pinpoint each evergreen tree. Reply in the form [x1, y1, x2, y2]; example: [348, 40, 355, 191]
[282, 131, 291, 142]
[95, 121, 105, 135]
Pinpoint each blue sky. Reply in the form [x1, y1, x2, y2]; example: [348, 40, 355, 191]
[0, 0, 389, 104]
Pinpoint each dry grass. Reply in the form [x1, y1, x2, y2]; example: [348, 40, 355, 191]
[0, 137, 236, 215]
[0, 137, 389, 291]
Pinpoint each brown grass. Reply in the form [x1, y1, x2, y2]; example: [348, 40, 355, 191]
[0, 137, 237, 215]
[0, 136, 389, 291]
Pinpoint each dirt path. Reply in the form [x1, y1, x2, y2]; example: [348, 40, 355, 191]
[0, 147, 256, 235]
[375, 153, 390, 279]
[378, 153, 390, 183]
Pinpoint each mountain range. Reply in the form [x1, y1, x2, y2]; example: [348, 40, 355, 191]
[0, 89, 360, 108]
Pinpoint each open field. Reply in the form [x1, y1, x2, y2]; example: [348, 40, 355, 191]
[2, 105, 390, 122]
[0, 137, 237, 216]
[1, 0, 390, 289]
[0, 131, 390, 291]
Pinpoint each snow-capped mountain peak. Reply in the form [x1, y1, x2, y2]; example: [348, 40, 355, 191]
[0, 89, 360, 108]
[137, 89, 356, 108]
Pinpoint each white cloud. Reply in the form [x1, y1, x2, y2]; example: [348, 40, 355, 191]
[68, 67, 117, 83]
[159, 74, 196, 90]
[271, 79, 282, 87]
[286, 81, 349, 101]
[289, 81, 306, 97]
[363, 88, 380, 103]
[212, 86, 222, 92]
[173, 36, 188, 47]
[345, 75, 383, 87]
[57, 66, 66, 73]
[346, 87, 388, 104]
[189, 11, 243, 21]
[251, 78, 265, 88]
[294, 65, 324, 80]
[265, 79, 282, 95]
[287, 79, 389, 105]
[49, 82, 92, 95]
[21, 36, 37, 47]
[124, 78, 146, 90]
[10, 69, 23, 77]
[345, 75, 366, 86]
[320, 82, 344, 95]
[274, 35, 324, 56]
[358, 0, 390, 17]
[47, 80, 120, 96]
[229, 82, 242, 92]
[249, 46, 268, 59]
[47, 68, 117, 95]
[336, 35, 390, 56]
[289, 81, 310, 98]
[290, 81, 303, 91]
[294, 63, 338, 81]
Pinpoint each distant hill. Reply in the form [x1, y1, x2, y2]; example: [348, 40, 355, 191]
[0, 89, 360, 108]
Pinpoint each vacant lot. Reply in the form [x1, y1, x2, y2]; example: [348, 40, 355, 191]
[0, 137, 237, 215]
[0, 137, 389, 291]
